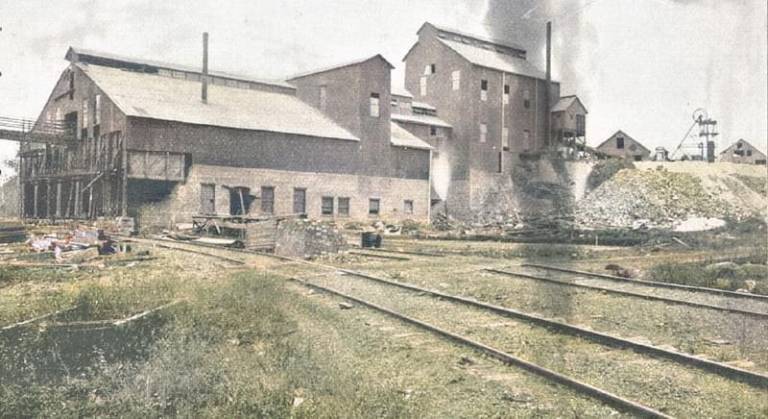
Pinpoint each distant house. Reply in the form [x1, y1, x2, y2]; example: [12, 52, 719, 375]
[596, 130, 651, 161]
[551, 95, 587, 147]
[718, 139, 767, 165]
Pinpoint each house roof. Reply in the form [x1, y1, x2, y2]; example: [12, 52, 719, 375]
[67, 47, 295, 90]
[287, 54, 394, 80]
[391, 113, 452, 129]
[77, 62, 358, 141]
[437, 38, 552, 81]
[719, 139, 767, 156]
[552, 95, 588, 113]
[391, 85, 413, 99]
[596, 130, 651, 153]
[390, 122, 433, 150]
[412, 101, 436, 111]
[420, 22, 527, 53]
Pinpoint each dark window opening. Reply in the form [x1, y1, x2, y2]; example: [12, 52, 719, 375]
[69, 72, 75, 100]
[261, 186, 274, 214]
[293, 188, 306, 214]
[430, 63, 436, 74]
[576, 115, 586, 136]
[616, 137, 625, 149]
[504, 85, 510, 94]
[229, 186, 253, 215]
[64, 112, 78, 137]
[524, 99, 531, 109]
[480, 80, 488, 90]
[430, 126, 437, 136]
[747, 150, 753, 157]
[338, 197, 350, 216]
[321, 196, 334, 215]
[498, 152, 503, 173]
[634, 155, 643, 162]
[404, 200, 414, 215]
[369, 198, 380, 215]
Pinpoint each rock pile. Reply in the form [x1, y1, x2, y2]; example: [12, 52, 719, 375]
[275, 219, 346, 259]
[576, 168, 754, 228]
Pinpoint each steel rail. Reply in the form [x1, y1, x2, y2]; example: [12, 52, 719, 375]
[293, 277, 672, 419]
[348, 251, 410, 261]
[486, 268, 768, 320]
[334, 269, 768, 388]
[522, 263, 768, 302]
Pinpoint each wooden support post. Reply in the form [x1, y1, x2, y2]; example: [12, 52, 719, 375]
[121, 135, 128, 216]
[74, 180, 80, 218]
[46, 180, 52, 219]
[32, 182, 39, 218]
[55, 181, 62, 218]
[545, 21, 552, 149]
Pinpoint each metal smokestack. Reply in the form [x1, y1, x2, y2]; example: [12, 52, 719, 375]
[545, 21, 552, 149]
[202, 32, 209, 103]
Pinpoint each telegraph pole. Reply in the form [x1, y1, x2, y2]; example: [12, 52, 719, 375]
[545, 21, 552, 149]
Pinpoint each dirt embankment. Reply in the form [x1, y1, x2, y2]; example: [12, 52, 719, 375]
[576, 162, 767, 229]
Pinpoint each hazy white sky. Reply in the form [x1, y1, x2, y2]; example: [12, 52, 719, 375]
[0, 0, 765, 179]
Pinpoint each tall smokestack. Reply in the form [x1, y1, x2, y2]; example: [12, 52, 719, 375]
[202, 32, 209, 104]
[545, 21, 552, 149]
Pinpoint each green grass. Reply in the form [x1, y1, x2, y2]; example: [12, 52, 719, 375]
[648, 257, 768, 295]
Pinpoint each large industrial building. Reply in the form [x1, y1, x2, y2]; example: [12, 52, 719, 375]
[18, 22, 587, 225]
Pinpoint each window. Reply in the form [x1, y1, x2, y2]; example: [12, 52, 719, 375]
[391, 98, 398, 108]
[338, 197, 350, 216]
[480, 79, 488, 101]
[503, 84, 510, 105]
[634, 155, 643, 162]
[430, 126, 437, 137]
[94, 94, 101, 125]
[321, 196, 334, 215]
[747, 150, 753, 157]
[502, 127, 509, 150]
[523, 130, 531, 150]
[523, 89, 531, 109]
[319, 86, 327, 111]
[369, 93, 380, 117]
[576, 114, 585, 135]
[82, 99, 89, 128]
[369, 198, 380, 215]
[261, 186, 274, 214]
[293, 188, 306, 214]
[498, 152, 503, 173]
[616, 137, 625, 149]
[229, 186, 252, 215]
[451, 70, 460, 90]
[420, 76, 427, 96]
[480, 123, 487, 143]
[404, 200, 414, 215]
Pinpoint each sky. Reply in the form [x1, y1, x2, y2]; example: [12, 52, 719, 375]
[0, 0, 765, 180]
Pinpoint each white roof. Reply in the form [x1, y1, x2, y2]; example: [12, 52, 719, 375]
[412, 101, 436, 111]
[69, 47, 294, 90]
[391, 113, 452, 129]
[391, 85, 413, 99]
[78, 63, 358, 141]
[552, 96, 588, 113]
[288, 54, 394, 80]
[390, 122, 433, 150]
[438, 38, 550, 81]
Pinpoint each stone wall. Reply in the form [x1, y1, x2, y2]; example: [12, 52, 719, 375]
[274, 219, 347, 259]
[133, 164, 430, 228]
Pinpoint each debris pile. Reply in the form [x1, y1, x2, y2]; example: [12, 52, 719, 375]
[274, 219, 346, 259]
[576, 168, 754, 229]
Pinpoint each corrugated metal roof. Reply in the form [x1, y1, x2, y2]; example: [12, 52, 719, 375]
[287, 54, 394, 80]
[438, 38, 550, 81]
[68, 47, 295, 90]
[390, 122, 433, 150]
[391, 113, 452, 129]
[77, 63, 358, 141]
[426, 22, 527, 53]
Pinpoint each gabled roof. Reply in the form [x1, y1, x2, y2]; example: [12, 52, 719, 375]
[719, 139, 767, 156]
[391, 84, 413, 99]
[287, 54, 394, 81]
[419, 22, 527, 53]
[66, 47, 294, 90]
[437, 38, 551, 81]
[596, 130, 651, 153]
[552, 95, 588, 113]
[390, 122, 433, 150]
[391, 113, 452, 129]
[77, 62, 358, 141]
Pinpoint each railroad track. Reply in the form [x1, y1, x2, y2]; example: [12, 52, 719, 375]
[486, 268, 768, 320]
[294, 270, 768, 417]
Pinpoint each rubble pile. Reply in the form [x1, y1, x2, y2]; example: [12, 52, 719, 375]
[576, 168, 754, 229]
[275, 219, 347, 259]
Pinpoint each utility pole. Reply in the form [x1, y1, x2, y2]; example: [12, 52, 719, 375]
[545, 21, 552, 149]
[202, 32, 209, 104]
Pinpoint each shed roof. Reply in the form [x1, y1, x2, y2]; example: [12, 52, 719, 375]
[596, 130, 651, 153]
[391, 85, 414, 99]
[390, 122, 433, 150]
[719, 139, 767, 157]
[67, 47, 294, 90]
[77, 62, 358, 141]
[437, 38, 552, 81]
[552, 95, 588, 113]
[391, 113, 452, 129]
[421, 22, 527, 53]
